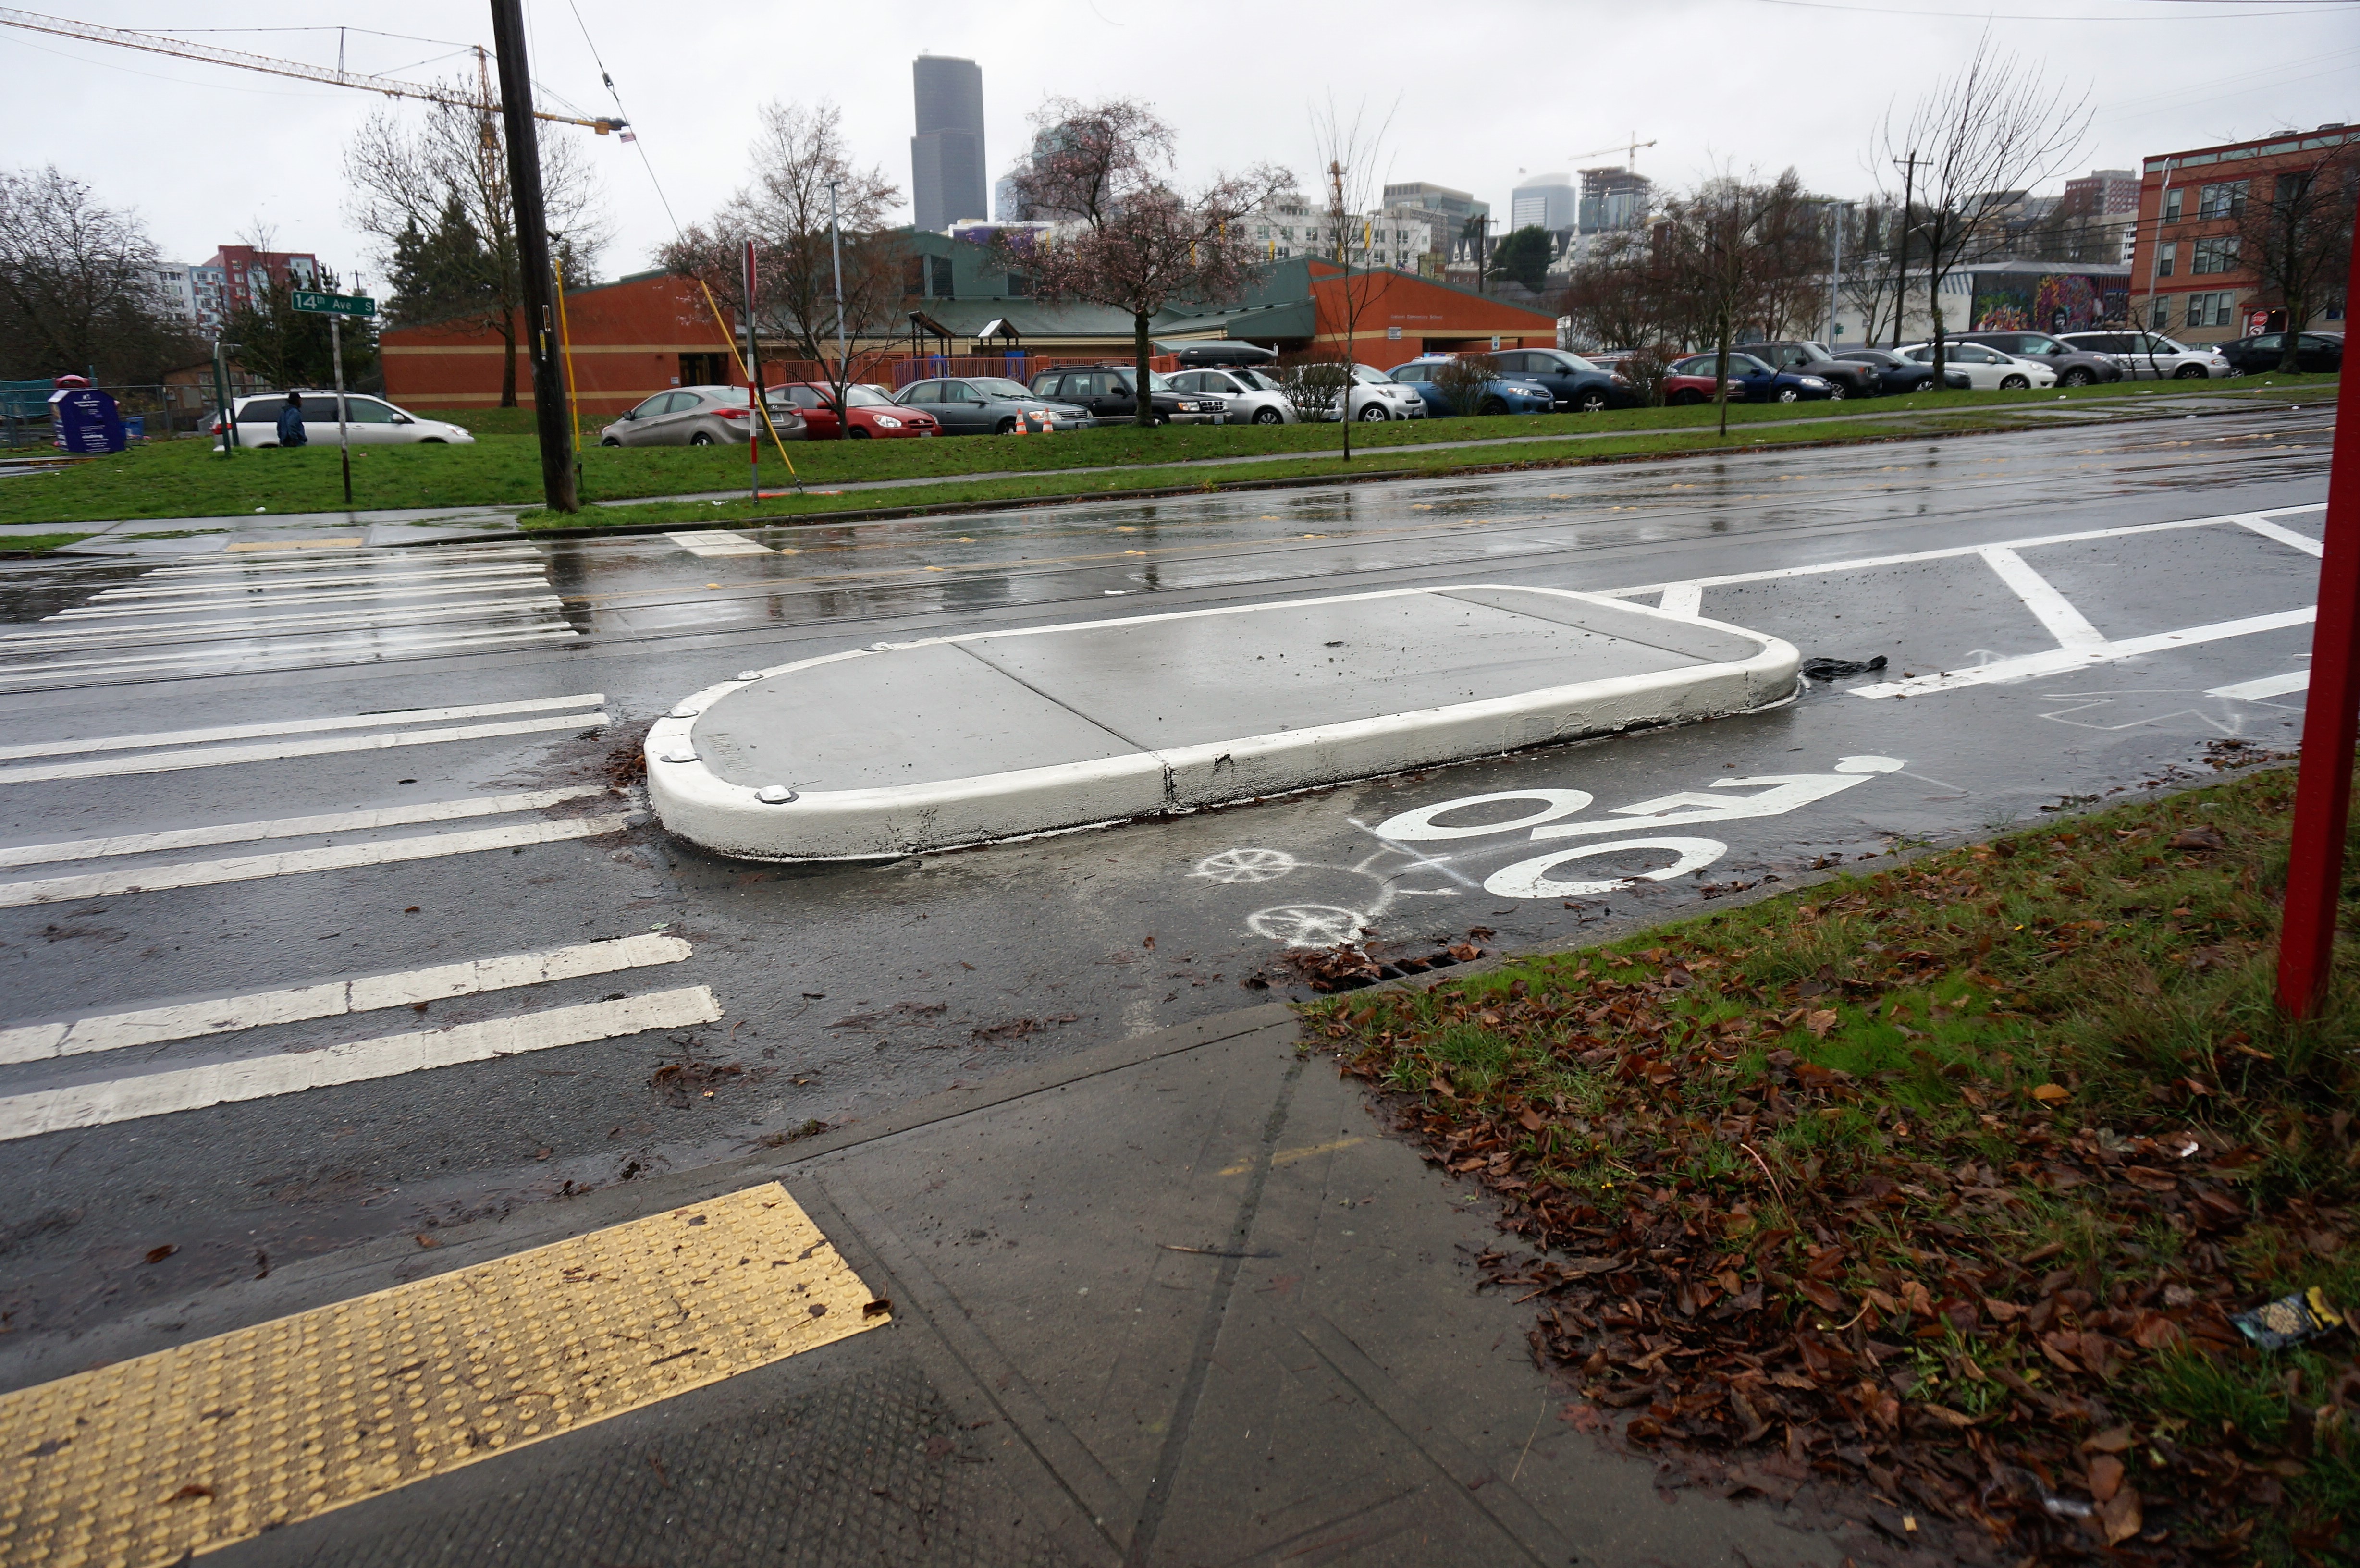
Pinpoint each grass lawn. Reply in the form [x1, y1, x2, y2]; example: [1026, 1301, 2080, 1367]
[0, 532, 94, 554]
[1309, 761, 2359, 1564]
[0, 373, 2331, 529]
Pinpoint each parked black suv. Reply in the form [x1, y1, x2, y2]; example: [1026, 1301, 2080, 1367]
[1831, 349, 1967, 394]
[1025, 366, 1225, 425]
[1953, 331, 2122, 387]
[1744, 341, 1881, 398]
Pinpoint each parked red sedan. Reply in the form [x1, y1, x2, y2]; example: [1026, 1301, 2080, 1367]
[765, 382, 939, 439]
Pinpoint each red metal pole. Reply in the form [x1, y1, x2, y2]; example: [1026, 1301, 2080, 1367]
[2275, 216, 2360, 1018]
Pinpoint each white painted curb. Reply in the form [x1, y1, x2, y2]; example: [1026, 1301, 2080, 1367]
[645, 585, 1799, 861]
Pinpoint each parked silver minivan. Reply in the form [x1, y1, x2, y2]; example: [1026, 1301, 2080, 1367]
[2055, 331, 2233, 380]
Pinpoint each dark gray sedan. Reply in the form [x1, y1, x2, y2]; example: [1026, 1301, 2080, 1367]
[895, 377, 1093, 435]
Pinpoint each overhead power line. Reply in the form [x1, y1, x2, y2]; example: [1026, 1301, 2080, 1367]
[0, 7, 627, 133]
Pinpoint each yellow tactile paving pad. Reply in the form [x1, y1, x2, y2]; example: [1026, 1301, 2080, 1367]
[0, 1183, 888, 1567]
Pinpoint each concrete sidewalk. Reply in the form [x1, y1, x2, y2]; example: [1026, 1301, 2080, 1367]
[3, 1001, 1863, 1568]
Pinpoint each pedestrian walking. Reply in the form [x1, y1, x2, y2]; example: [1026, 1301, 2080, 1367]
[276, 392, 308, 447]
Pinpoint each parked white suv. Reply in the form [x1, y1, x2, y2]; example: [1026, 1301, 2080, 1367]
[2055, 331, 2233, 380]
[1894, 342, 2056, 390]
[215, 392, 474, 447]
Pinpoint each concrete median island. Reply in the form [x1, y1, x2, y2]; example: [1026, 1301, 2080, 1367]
[646, 585, 1798, 860]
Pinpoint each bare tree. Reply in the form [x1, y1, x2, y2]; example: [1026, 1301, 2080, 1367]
[1430, 353, 1496, 418]
[2226, 140, 2360, 371]
[1280, 355, 1349, 421]
[1660, 172, 1803, 436]
[1741, 177, 1832, 341]
[1877, 33, 2089, 380]
[0, 165, 197, 383]
[345, 71, 608, 406]
[1556, 228, 1688, 354]
[1001, 97, 1289, 427]
[1837, 200, 1904, 346]
[1310, 94, 1397, 456]
[660, 100, 904, 427]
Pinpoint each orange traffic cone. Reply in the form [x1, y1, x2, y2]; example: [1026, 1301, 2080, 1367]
[1009, 413, 1028, 436]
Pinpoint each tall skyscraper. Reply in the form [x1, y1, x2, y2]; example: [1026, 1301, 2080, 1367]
[1510, 174, 1576, 233]
[910, 55, 987, 232]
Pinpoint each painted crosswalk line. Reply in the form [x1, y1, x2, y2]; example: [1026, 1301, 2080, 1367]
[666, 529, 774, 557]
[2209, 670, 2310, 700]
[0, 692, 604, 763]
[0, 624, 577, 687]
[0, 933, 693, 1066]
[0, 710, 607, 786]
[0, 985, 721, 1140]
[0, 545, 576, 688]
[0, 785, 605, 870]
[0, 1183, 885, 1564]
[0, 808, 629, 908]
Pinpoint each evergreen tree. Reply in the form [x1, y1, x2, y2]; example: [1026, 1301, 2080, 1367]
[1487, 225, 1556, 293]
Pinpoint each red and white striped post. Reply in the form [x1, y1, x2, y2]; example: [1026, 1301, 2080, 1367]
[2275, 218, 2360, 1018]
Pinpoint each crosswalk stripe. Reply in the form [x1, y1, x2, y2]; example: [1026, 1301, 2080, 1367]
[2208, 670, 2310, 700]
[148, 547, 537, 577]
[0, 693, 604, 763]
[91, 564, 542, 599]
[56, 581, 552, 620]
[0, 986, 723, 1140]
[0, 785, 605, 869]
[0, 625, 576, 686]
[666, 530, 774, 557]
[0, 809, 628, 907]
[2, 597, 561, 648]
[0, 933, 692, 1066]
[0, 711, 608, 786]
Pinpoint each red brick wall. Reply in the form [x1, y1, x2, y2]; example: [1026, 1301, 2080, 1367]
[1305, 263, 1560, 363]
[381, 271, 744, 415]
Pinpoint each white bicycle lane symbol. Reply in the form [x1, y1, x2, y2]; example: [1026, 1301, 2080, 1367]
[1191, 755, 1907, 946]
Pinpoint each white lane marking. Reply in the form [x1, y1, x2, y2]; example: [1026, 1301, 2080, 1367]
[1854, 608, 2317, 698]
[0, 933, 692, 1066]
[0, 810, 628, 908]
[90, 564, 541, 599]
[1, 597, 562, 648]
[1598, 502, 2328, 600]
[0, 625, 576, 685]
[666, 530, 774, 557]
[0, 785, 606, 869]
[0, 711, 606, 786]
[148, 549, 538, 578]
[0, 986, 723, 1141]
[2236, 515, 2327, 558]
[2209, 670, 2311, 700]
[1658, 583, 1704, 618]
[1980, 546, 2106, 649]
[55, 581, 551, 620]
[0, 694, 604, 763]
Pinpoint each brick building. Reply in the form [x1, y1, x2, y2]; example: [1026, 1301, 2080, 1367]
[2128, 125, 2357, 343]
[380, 243, 1563, 413]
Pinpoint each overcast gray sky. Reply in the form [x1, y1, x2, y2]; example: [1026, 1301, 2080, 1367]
[9, 0, 2357, 283]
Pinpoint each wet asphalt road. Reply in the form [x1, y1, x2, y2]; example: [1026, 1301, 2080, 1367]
[0, 404, 2330, 1353]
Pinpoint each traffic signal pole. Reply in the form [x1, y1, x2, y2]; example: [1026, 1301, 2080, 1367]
[487, 0, 578, 514]
[2274, 217, 2360, 1018]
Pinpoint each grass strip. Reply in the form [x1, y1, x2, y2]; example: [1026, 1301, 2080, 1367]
[1306, 759, 2359, 1565]
[514, 410, 2069, 531]
[0, 533, 95, 555]
[2, 374, 2331, 529]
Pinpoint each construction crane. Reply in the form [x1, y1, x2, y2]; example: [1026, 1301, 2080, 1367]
[1567, 135, 1658, 173]
[0, 8, 627, 134]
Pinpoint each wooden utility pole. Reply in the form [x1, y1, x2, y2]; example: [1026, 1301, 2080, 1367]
[487, 0, 578, 513]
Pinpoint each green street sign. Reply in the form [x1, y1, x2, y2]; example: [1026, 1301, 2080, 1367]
[291, 290, 376, 318]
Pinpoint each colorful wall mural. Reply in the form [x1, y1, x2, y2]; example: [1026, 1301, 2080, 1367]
[1970, 271, 2130, 332]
